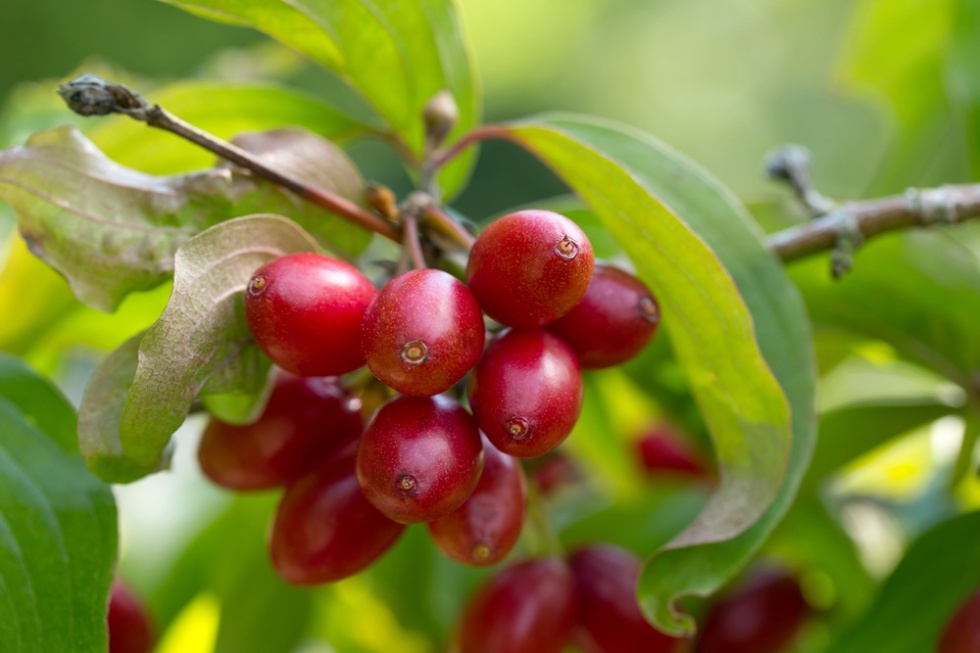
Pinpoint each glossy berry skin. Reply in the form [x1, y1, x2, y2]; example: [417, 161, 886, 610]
[108, 580, 153, 653]
[456, 557, 576, 653]
[356, 395, 484, 524]
[244, 253, 377, 376]
[269, 446, 405, 584]
[939, 590, 980, 653]
[694, 569, 810, 653]
[362, 269, 485, 397]
[547, 264, 660, 368]
[469, 329, 583, 458]
[569, 545, 680, 653]
[198, 373, 362, 491]
[428, 436, 527, 566]
[636, 425, 709, 479]
[466, 210, 595, 328]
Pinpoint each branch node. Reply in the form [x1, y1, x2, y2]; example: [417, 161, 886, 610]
[830, 210, 863, 280]
[764, 144, 836, 217]
[907, 186, 960, 226]
[58, 74, 150, 120]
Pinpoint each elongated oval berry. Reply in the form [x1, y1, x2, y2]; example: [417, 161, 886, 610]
[269, 447, 405, 584]
[245, 253, 377, 376]
[570, 545, 681, 653]
[198, 373, 362, 491]
[428, 436, 527, 566]
[466, 210, 594, 328]
[694, 569, 810, 653]
[547, 264, 660, 368]
[456, 557, 576, 653]
[108, 580, 154, 653]
[939, 590, 980, 653]
[636, 425, 710, 479]
[357, 395, 484, 523]
[469, 330, 582, 458]
[363, 269, 485, 397]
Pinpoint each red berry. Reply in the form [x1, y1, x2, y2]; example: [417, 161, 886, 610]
[939, 590, 980, 653]
[569, 544, 681, 653]
[694, 569, 810, 653]
[456, 557, 576, 653]
[469, 330, 582, 458]
[362, 269, 485, 397]
[636, 425, 710, 479]
[428, 436, 527, 566]
[547, 264, 660, 368]
[531, 452, 583, 495]
[269, 446, 405, 584]
[356, 395, 484, 524]
[198, 373, 362, 491]
[244, 253, 377, 376]
[108, 579, 153, 653]
[466, 210, 594, 328]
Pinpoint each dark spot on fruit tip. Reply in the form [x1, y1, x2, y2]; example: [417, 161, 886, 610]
[472, 541, 495, 562]
[505, 417, 530, 441]
[401, 340, 429, 365]
[247, 275, 267, 296]
[397, 474, 418, 495]
[638, 296, 659, 323]
[554, 235, 580, 261]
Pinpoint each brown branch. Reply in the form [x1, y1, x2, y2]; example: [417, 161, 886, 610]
[58, 74, 402, 243]
[767, 184, 980, 262]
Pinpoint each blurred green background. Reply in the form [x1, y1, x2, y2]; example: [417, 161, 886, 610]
[2, 1, 979, 652]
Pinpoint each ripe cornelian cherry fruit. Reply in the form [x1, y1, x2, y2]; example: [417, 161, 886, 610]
[244, 252, 377, 376]
[269, 446, 405, 585]
[456, 557, 577, 653]
[636, 424, 710, 479]
[547, 264, 660, 368]
[469, 329, 582, 458]
[466, 210, 594, 328]
[427, 436, 527, 566]
[356, 395, 484, 524]
[198, 373, 362, 491]
[939, 590, 980, 653]
[362, 269, 485, 397]
[694, 569, 811, 653]
[108, 579, 153, 653]
[570, 545, 681, 653]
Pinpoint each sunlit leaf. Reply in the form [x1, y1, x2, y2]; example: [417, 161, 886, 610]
[0, 126, 369, 311]
[825, 510, 980, 653]
[502, 114, 812, 635]
[0, 357, 117, 653]
[164, 0, 481, 197]
[78, 215, 318, 483]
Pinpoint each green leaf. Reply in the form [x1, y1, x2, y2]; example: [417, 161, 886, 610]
[0, 126, 370, 311]
[0, 353, 77, 451]
[791, 231, 980, 384]
[78, 215, 318, 483]
[825, 510, 980, 653]
[0, 359, 117, 653]
[164, 0, 481, 197]
[948, 0, 980, 176]
[502, 114, 814, 635]
[89, 81, 377, 175]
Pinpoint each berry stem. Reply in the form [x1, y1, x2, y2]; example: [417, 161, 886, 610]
[402, 212, 427, 270]
[58, 74, 402, 243]
[422, 204, 476, 250]
[426, 124, 512, 173]
[525, 483, 563, 558]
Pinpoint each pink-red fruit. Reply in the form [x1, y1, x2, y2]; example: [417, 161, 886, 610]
[470, 329, 583, 458]
[636, 425, 710, 479]
[356, 395, 484, 523]
[198, 373, 362, 490]
[939, 590, 980, 653]
[108, 580, 153, 653]
[362, 269, 485, 397]
[569, 544, 680, 653]
[244, 252, 377, 376]
[428, 436, 527, 566]
[694, 569, 810, 653]
[466, 210, 594, 328]
[547, 264, 660, 368]
[456, 557, 577, 653]
[269, 447, 405, 584]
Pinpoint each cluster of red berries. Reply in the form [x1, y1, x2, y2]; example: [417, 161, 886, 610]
[196, 208, 662, 582]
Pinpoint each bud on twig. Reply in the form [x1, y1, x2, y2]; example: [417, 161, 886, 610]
[424, 90, 459, 152]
